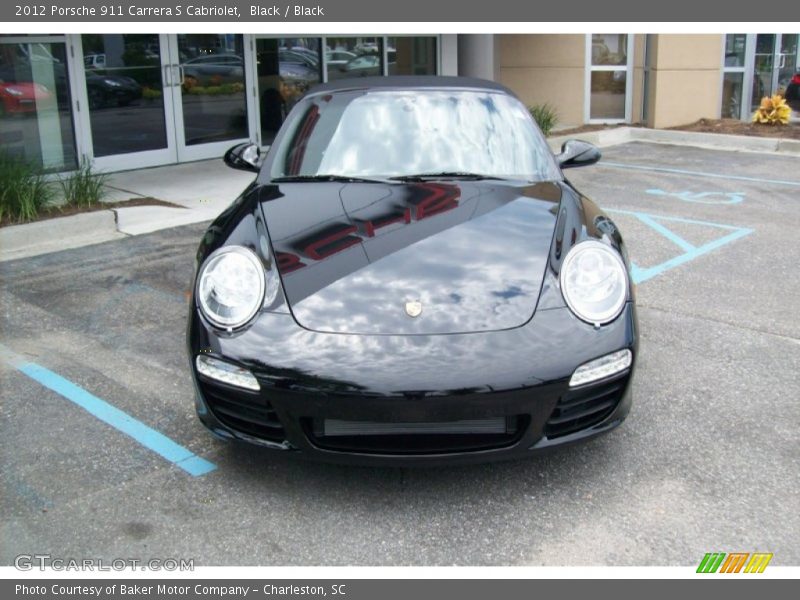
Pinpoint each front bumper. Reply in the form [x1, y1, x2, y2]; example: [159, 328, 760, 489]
[189, 302, 638, 466]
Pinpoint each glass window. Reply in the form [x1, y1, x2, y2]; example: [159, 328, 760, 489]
[0, 41, 77, 171]
[325, 37, 383, 81]
[271, 90, 560, 182]
[256, 37, 321, 145]
[590, 71, 627, 120]
[724, 34, 747, 68]
[388, 37, 437, 75]
[81, 34, 168, 157]
[588, 34, 629, 122]
[591, 34, 628, 66]
[722, 72, 744, 118]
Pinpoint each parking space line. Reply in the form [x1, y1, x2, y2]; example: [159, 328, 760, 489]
[600, 161, 800, 187]
[634, 213, 696, 252]
[1, 345, 216, 477]
[605, 209, 754, 284]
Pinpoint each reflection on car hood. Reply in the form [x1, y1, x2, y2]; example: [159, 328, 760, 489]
[259, 180, 562, 335]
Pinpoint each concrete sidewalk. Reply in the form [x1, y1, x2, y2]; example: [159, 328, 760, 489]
[1, 127, 799, 262]
[104, 159, 256, 235]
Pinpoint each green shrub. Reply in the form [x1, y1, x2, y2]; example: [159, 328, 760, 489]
[529, 104, 559, 136]
[186, 82, 244, 96]
[0, 152, 55, 223]
[142, 86, 163, 100]
[59, 161, 109, 208]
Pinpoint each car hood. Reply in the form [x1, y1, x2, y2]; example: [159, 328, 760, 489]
[260, 180, 562, 335]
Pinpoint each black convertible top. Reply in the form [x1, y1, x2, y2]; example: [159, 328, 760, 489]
[301, 75, 517, 100]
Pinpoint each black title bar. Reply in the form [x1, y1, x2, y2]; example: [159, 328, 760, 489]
[1, 0, 798, 23]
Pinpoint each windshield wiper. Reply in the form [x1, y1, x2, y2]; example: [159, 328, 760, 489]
[389, 171, 505, 182]
[271, 174, 387, 183]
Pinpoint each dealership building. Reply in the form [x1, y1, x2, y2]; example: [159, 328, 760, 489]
[1, 33, 798, 173]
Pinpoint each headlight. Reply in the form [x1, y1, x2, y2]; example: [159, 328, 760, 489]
[103, 79, 122, 87]
[570, 349, 632, 387]
[4, 87, 23, 96]
[196, 355, 260, 391]
[197, 246, 265, 329]
[560, 239, 628, 326]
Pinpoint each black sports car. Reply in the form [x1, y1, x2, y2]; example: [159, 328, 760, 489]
[188, 76, 638, 465]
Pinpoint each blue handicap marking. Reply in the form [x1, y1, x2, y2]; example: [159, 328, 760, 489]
[604, 209, 753, 284]
[645, 188, 745, 205]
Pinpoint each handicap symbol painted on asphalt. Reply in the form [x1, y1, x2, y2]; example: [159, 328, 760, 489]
[645, 188, 745, 205]
[603, 208, 753, 285]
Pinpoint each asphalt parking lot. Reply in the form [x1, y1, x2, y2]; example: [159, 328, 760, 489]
[1, 141, 798, 566]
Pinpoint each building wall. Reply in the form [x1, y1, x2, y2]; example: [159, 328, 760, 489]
[497, 35, 586, 126]
[646, 34, 723, 128]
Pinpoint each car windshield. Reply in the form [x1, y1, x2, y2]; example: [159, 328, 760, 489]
[269, 89, 561, 182]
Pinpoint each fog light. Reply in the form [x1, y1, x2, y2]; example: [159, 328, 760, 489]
[569, 349, 632, 387]
[196, 355, 260, 391]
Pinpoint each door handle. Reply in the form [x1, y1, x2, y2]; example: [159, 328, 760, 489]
[171, 65, 181, 87]
[162, 63, 172, 87]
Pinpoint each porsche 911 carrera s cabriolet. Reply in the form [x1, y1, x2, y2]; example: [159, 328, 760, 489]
[187, 76, 638, 465]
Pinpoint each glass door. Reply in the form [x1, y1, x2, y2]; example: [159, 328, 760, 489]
[751, 34, 776, 111]
[777, 34, 798, 94]
[167, 34, 255, 162]
[77, 33, 177, 171]
[750, 33, 799, 111]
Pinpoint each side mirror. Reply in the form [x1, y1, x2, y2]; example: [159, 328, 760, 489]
[223, 143, 261, 172]
[556, 139, 601, 169]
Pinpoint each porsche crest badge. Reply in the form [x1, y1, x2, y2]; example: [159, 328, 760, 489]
[404, 300, 423, 318]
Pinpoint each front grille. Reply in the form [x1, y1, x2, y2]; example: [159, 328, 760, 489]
[201, 380, 286, 443]
[544, 376, 628, 439]
[306, 415, 527, 455]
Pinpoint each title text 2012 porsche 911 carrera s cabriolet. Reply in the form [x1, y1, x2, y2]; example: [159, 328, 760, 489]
[187, 76, 638, 465]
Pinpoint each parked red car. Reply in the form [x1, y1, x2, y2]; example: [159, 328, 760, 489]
[785, 72, 800, 112]
[0, 80, 52, 115]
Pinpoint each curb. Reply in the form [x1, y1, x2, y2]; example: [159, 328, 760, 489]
[0, 204, 217, 263]
[0, 210, 125, 263]
[548, 127, 800, 155]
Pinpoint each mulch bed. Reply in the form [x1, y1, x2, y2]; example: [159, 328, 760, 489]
[551, 119, 799, 140]
[667, 118, 800, 140]
[1, 197, 184, 228]
[550, 123, 639, 137]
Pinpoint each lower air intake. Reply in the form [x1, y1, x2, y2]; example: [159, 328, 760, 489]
[307, 416, 527, 454]
[322, 417, 509, 437]
[544, 376, 627, 439]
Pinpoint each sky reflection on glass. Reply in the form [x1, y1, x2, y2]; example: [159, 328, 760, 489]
[277, 91, 559, 181]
